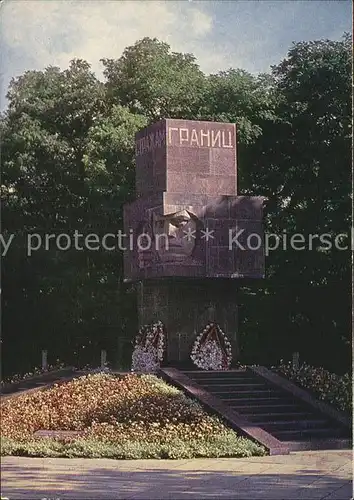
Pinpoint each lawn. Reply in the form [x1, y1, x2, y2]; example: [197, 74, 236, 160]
[0, 373, 266, 459]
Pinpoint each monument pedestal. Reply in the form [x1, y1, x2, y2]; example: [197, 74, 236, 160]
[124, 119, 265, 368]
[137, 278, 239, 365]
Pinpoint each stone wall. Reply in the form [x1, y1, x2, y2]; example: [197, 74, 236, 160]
[137, 278, 239, 365]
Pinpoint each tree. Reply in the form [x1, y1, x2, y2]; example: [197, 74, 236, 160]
[1, 61, 145, 374]
[102, 37, 206, 121]
[200, 69, 279, 181]
[239, 34, 351, 371]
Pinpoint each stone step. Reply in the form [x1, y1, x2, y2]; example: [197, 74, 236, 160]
[179, 368, 352, 452]
[209, 389, 285, 399]
[234, 403, 308, 414]
[188, 378, 259, 385]
[195, 381, 267, 388]
[183, 370, 248, 375]
[184, 372, 255, 381]
[273, 427, 345, 441]
[259, 419, 330, 431]
[244, 412, 318, 422]
[284, 438, 352, 451]
[184, 372, 258, 380]
[228, 396, 298, 405]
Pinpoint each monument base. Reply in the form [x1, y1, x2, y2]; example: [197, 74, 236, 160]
[137, 278, 239, 366]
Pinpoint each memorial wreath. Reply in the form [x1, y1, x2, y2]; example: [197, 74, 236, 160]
[131, 320, 166, 373]
[190, 323, 232, 370]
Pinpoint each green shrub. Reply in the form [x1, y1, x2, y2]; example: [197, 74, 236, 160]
[1, 434, 266, 460]
[277, 361, 351, 413]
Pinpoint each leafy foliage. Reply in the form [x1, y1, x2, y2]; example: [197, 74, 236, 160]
[0, 373, 266, 458]
[2, 62, 145, 374]
[1, 434, 265, 460]
[277, 361, 351, 413]
[102, 37, 206, 121]
[238, 35, 351, 370]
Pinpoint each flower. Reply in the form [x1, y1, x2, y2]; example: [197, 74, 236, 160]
[192, 340, 224, 370]
[131, 321, 166, 373]
[132, 345, 160, 373]
[190, 323, 232, 371]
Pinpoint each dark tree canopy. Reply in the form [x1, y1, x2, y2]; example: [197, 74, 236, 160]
[1, 35, 351, 376]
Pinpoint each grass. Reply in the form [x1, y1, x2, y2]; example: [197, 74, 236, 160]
[0, 372, 266, 459]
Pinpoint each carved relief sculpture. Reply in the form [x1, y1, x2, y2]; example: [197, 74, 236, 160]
[123, 118, 266, 364]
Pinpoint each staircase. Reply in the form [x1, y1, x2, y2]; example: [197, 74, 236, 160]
[183, 369, 351, 451]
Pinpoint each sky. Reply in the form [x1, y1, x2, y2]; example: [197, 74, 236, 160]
[0, 0, 351, 110]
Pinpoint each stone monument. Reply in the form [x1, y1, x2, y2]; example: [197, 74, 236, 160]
[124, 119, 265, 365]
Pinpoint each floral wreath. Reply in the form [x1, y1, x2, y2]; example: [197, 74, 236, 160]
[131, 320, 166, 373]
[190, 323, 232, 371]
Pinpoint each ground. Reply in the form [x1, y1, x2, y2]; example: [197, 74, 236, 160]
[1, 450, 352, 499]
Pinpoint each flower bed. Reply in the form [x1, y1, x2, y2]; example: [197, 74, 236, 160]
[276, 361, 351, 413]
[0, 373, 266, 459]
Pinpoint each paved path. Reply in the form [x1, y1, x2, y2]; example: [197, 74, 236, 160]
[1, 450, 352, 499]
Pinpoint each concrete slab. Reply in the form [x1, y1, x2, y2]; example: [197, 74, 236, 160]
[1, 450, 352, 500]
